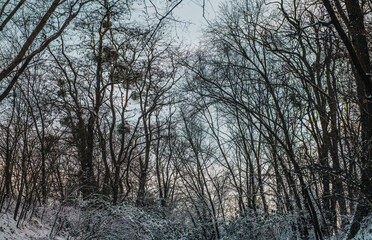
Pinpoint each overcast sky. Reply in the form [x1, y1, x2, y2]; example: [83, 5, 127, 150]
[167, 0, 224, 44]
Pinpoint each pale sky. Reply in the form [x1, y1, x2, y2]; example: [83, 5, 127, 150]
[172, 0, 223, 44]
[135, 0, 224, 45]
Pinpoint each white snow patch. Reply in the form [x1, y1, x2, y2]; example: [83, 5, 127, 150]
[350, 214, 372, 240]
[0, 213, 65, 240]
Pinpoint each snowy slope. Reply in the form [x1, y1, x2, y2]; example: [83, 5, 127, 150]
[0, 214, 54, 240]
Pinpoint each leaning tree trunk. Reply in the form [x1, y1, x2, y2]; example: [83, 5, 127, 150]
[321, 0, 372, 238]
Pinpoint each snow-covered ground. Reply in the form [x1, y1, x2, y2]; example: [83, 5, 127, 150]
[0, 200, 74, 240]
[0, 213, 60, 240]
[1, 200, 372, 240]
[350, 214, 372, 240]
[0, 199, 190, 240]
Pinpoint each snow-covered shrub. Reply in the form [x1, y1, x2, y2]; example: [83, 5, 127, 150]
[54, 198, 193, 240]
[222, 210, 308, 240]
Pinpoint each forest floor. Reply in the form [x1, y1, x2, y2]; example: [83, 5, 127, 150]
[0, 213, 58, 240]
[1, 201, 372, 240]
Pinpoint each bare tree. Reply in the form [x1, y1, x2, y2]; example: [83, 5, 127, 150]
[0, 0, 91, 102]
